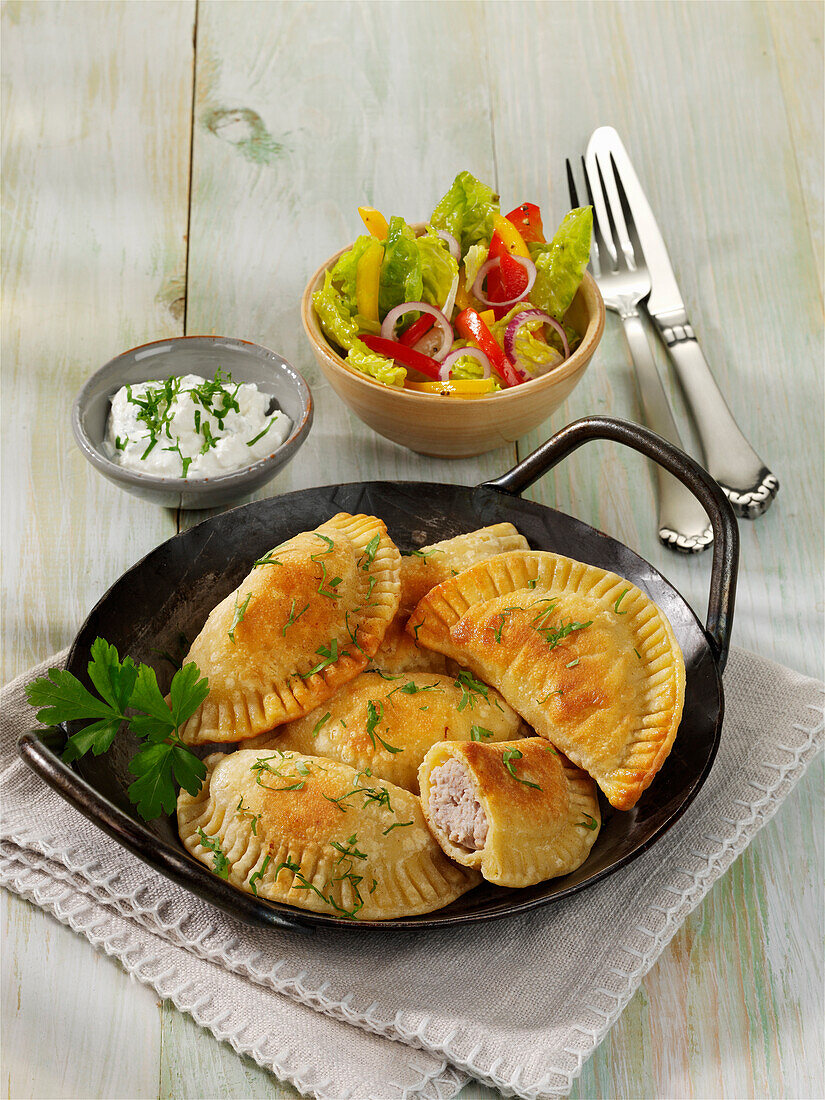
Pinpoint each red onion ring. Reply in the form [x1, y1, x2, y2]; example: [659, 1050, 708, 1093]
[434, 230, 460, 262]
[503, 309, 570, 370]
[381, 301, 453, 362]
[438, 346, 492, 382]
[472, 255, 537, 308]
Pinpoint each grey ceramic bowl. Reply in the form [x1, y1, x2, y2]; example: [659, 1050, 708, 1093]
[72, 335, 313, 509]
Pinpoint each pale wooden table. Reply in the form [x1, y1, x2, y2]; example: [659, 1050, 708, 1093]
[2, 2, 822, 1097]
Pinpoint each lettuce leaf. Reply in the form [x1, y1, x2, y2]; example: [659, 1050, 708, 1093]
[312, 272, 404, 386]
[416, 228, 459, 309]
[490, 302, 564, 378]
[430, 171, 499, 257]
[527, 207, 592, 320]
[347, 341, 406, 387]
[379, 216, 423, 316]
[462, 242, 488, 293]
[329, 234, 375, 313]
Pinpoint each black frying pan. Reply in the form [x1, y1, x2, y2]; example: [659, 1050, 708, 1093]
[19, 416, 739, 932]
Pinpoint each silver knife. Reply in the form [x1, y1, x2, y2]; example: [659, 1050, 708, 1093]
[586, 127, 779, 518]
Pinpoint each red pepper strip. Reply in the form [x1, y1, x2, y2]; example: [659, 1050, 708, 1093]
[485, 232, 507, 319]
[487, 232, 528, 319]
[505, 202, 545, 243]
[360, 334, 442, 381]
[398, 314, 434, 347]
[455, 308, 522, 388]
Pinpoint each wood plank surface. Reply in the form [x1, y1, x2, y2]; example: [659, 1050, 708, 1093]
[1, 1, 822, 1099]
[1, 1, 194, 1097]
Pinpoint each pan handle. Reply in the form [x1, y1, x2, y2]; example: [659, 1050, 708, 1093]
[482, 415, 739, 671]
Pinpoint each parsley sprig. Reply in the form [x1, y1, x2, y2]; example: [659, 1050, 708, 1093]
[25, 638, 209, 820]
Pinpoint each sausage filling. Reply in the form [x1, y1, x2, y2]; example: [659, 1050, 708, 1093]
[428, 757, 488, 850]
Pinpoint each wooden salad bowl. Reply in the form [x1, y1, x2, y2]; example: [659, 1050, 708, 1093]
[301, 229, 605, 458]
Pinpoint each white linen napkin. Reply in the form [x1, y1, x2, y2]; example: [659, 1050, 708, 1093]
[1, 647, 822, 1100]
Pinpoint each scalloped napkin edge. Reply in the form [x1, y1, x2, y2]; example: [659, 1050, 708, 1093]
[1, 646, 822, 1100]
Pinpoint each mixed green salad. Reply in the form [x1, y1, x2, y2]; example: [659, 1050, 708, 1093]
[313, 171, 592, 397]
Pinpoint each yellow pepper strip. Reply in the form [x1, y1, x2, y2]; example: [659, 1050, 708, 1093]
[358, 206, 389, 239]
[493, 213, 530, 257]
[355, 239, 383, 322]
[404, 379, 498, 398]
[478, 309, 496, 327]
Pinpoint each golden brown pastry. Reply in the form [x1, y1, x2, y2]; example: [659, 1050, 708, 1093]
[244, 669, 526, 792]
[373, 523, 529, 674]
[407, 551, 685, 810]
[419, 737, 601, 886]
[179, 513, 401, 745]
[177, 749, 480, 919]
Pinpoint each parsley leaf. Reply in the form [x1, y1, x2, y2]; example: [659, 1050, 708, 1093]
[614, 588, 630, 614]
[25, 638, 208, 821]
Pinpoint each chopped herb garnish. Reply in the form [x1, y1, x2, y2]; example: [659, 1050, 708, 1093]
[273, 857, 363, 920]
[383, 820, 414, 834]
[301, 638, 346, 678]
[579, 813, 599, 830]
[365, 575, 377, 600]
[246, 418, 277, 447]
[527, 578, 538, 589]
[249, 854, 271, 896]
[330, 835, 368, 862]
[115, 435, 128, 451]
[250, 753, 307, 791]
[316, 560, 343, 598]
[344, 610, 365, 654]
[385, 680, 443, 699]
[534, 616, 593, 651]
[358, 533, 380, 571]
[235, 797, 261, 835]
[197, 828, 229, 879]
[537, 689, 563, 704]
[366, 668, 404, 681]
[470, 725, 494, 741]
[411, 621, 423, 643]
[614, 588, 630, 614]
[406, 547, 444, 560]
[282, 598, 309, 635]
[492, 606, 521, 644]
[502, 747, 542, 790]
[313, 533, 335, 554]
[228, 592, 252, 644]
[365, 700, 403, 754]
[566, 658, 580, 668]
[253, 550, 283, 568]
[312, 712, 331, 738]
[454, 669, 490, 711]
[634, 648, 642, 659]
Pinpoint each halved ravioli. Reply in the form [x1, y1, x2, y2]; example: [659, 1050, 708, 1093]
[419, 737, 600, 887]
[373, 523, 529, 674]
[177, 749, 480, 920]
[407, 551, 685, 810]
[179, 513, 401, 745]
[244, 670, 526, 792]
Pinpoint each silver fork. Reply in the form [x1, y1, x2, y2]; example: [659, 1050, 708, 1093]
[568, 155, 713, 553]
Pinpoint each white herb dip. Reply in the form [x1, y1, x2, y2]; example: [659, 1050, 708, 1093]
[103, 372, 292, 479]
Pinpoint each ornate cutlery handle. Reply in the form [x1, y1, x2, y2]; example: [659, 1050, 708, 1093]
[654, 311, 779, 517]
[620, 311, 713, 553]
